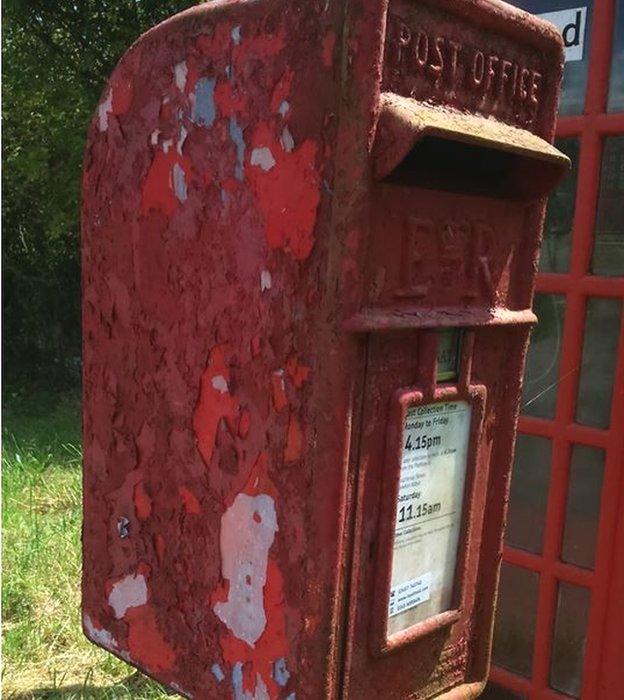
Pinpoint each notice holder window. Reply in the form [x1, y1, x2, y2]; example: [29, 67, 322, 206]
[372, 383, 486, 655]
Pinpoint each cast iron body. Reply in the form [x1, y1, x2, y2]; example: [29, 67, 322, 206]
[81, 0, 567, 697]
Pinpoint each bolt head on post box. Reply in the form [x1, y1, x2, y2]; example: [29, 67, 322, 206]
[81, 1, 569, 698]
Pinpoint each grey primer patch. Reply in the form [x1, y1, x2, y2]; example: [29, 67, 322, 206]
[232, 663, 245, 700]
[213, 493, 278, 646]
[211, 663, 225, 682]
[229, 117, 246, 181]
[251, 147, 276, 171]
[273, 657, 290, 686]
[231, 25, 241, 44]
[173, 163, 188, 202]
[280, 127, 295, 153]
[192, 77, 216, 127]
[278, 100, 290, 116]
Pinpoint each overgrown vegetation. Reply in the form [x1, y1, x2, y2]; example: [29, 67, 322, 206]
[2, 0, 198, 384]
[3, 3, 208, 695]
[2, 389, 172, 698]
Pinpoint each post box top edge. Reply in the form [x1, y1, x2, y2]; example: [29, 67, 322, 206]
[90, 0, 285, 104]
[435, 0, 565, 58]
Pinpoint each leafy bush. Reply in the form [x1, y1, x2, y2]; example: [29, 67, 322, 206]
[2, 0, 198, 385]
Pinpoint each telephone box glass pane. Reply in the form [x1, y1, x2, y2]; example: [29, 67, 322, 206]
[511, 1, 592, 115]
[550, 583, 590, 697]
[387, 401, 471, 635]
[492, 563, 539, 677]
[522, 294, 566, 420]
[575, 298, 622, 428]
[561, 445, 604, 569]
[506, 434, 552, 554]
[591, 137, 624, 276]
[539, 138, 580, 273]
[607, 0, 624, 112]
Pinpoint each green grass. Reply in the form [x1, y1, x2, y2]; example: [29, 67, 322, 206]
[2, 387, 172, 698]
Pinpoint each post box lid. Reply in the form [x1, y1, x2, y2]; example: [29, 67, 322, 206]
[373, 92, 570, 199]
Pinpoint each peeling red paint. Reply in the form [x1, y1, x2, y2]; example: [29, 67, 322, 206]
[126, 605, 176, 672]
[238, 409, 251, 438]
[140, 149, 191, 218]
[271, 371, 288, 412]
[212, 452, 289, 698]
[285, 355, 312, 389]
[193, 345, 239, 466]
[247, 123, 321, 260]
[270, 69, 294, 112]
[214, 80, 247, 116]
[110, 76, 133, 114]
[284, 413, 303, 463]
[134, 481, 152, 521]
[179, 486, 202, 515]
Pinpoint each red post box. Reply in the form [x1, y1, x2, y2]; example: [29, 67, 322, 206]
[81, 1, 569, 698]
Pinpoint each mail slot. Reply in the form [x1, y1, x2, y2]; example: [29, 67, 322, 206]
[81, 0, 568, 698]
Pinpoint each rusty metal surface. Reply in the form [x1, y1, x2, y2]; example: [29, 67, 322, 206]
[81, 0, 564, 697]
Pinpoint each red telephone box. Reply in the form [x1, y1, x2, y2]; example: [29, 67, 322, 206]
[81, 1, 568, 698]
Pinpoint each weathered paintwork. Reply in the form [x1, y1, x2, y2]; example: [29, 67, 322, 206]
[81, 1, 566, 698]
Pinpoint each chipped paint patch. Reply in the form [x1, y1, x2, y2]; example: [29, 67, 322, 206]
[231, 25, 241, 44]
[271, 370, 287, 411]
[251, 147, 276, 172]
[284, 413, 303, 462]
[177, 125, 188, 155]
[97, 78, 132, 132]
[212, 663, 226, 682]
[83, 613, 117, 650]
[174, 61, 188, 91]
[172, 162, 188, 202]
[273, 657, 290, 686]
[285, 355, 312, 388]
[193, 345, 239, 465]
[126, 605, 176, 672]
[213, 492, 278, 646]
[260, 269, 272, 291]
[179, 486, 202, 515]
[108, 573, 148, 619]
[229, 117, 246, 181]
[280, 127, 295, 153]
[211, 374, 229, 393]
[133, 481, 152, 520]
[246, 123, 321, 260]
[98, 89, 113, 132]
[254, 674, 270, 699]
[191, 77, 217, 127]
[215, 80, 247, 116]
[141, 149, 191, 218]
[278, 100, 290, 117]
[270, 69, 294, 113]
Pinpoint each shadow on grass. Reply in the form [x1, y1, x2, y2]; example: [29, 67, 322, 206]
[3, 671, 174, 699]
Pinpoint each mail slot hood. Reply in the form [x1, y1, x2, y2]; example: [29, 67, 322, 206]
[373, 92, 570, 200]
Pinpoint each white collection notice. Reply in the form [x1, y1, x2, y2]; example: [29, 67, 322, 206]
[387, 400, 471, 637]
